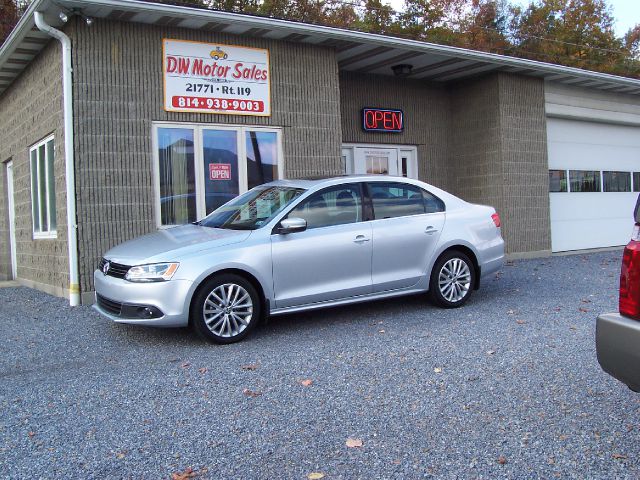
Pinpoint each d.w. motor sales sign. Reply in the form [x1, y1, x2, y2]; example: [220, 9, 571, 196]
[163, 39, 270, 116]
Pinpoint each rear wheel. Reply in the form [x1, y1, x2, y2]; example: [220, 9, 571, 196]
[429, 251, 475, 308]
[191, 274, 261, 344]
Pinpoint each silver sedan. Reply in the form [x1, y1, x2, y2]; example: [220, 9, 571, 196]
[94, 176, 504, 343]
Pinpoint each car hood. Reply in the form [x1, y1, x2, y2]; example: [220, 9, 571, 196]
[103, 224, 252, 265]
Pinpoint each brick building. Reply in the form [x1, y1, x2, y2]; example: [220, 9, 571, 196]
[1, 0, 640, 304]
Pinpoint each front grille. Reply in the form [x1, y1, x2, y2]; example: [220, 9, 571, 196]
[98, 258, 131, 279]
[96, 294, 123, 316]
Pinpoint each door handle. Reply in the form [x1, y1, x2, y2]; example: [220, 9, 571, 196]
[354, 235, 370, 243]
[425, 226, 439, 235]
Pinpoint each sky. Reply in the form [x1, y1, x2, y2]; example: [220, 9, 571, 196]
[385, 0, 639, 37]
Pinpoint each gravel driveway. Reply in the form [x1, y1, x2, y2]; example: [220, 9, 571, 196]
[1, 251, 639, 479]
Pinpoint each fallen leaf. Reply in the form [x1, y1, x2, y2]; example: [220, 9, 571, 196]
[300, 379, 313, 387]
[172, 467, 197, 480]
[613, 453, 627, 460]
[516, 319, 526, 325]
[433, 367, 442, 373]
[497, 455, 507, 465]
[242, 388, 262, 398]
[392, 459, 401, 465]
[378, 329, 385, 333]
[507, 309, 515, 315]
[486, 350, 495, 355]
[198, 367, 208, 374]
[578, 307, 589, 313]
[581, 298, 592, 303]
[115, 451, 126, 460]
[27, 431, 35, 438]
[181, 361, 191, 369]
[307, 473, 325, 480]
[558, 434, 568, 441]
[241, 364, 259, 371]
[346, 438, 363, 448]
[554, 307, 561, 312]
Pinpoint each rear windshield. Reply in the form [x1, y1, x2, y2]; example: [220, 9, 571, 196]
[198, 185, 305, 230]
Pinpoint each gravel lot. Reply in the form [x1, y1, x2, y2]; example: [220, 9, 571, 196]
[1, 251, 639, 479]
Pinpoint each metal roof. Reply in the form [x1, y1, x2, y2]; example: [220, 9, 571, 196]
[1, 0, 640, 97]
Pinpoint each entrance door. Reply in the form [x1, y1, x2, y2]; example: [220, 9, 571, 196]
[6, 161, 16, 279]
[201, 128, 242, 215]
[344, 145, 419, 179]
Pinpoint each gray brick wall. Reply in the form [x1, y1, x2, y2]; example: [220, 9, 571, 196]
[71, 18, 342, 295]
[449, 73, 551, 254]
[0, 41, 69, 292]
[339, 72, 452, 190]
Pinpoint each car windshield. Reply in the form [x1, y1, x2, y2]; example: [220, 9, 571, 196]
[198, 185, 305, 230]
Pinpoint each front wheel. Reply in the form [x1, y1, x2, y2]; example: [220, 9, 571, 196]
[429, 251, 475, 308]
[191, 274, 261, 344]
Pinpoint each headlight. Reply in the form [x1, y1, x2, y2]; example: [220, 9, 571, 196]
[125, 263, 179, 282]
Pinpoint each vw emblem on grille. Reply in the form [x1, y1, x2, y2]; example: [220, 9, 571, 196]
[102, 261, 110, 276]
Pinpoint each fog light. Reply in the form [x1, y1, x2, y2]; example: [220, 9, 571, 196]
[137, 306, 162, 318]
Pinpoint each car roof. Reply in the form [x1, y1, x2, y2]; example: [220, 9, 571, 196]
[268, 175, 467, 209]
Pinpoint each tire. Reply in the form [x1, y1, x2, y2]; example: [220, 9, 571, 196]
[213, 55, 219, 60]
[191, 274, 261, 344]
[223, 54, 228, 59]
[429, 250, 476, 308]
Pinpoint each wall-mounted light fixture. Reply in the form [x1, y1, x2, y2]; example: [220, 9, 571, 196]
[391, 64, 413, 77]
[58, 11, 68, 22]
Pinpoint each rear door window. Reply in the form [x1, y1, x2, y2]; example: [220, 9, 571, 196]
[288, 184, 363, 229]
[368, 182, 442, 219]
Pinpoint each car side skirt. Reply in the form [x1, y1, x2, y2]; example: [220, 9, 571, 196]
[270, 282, 429, 316]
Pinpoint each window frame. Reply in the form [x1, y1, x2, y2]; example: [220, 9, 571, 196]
[152, 122, 283, 228]
[29, 134, 57, 239]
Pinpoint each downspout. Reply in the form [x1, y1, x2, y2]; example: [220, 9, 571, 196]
[34, 12, 80, 306]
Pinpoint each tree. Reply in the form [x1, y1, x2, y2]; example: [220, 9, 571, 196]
[0, 0, 27, 45]
[458, 0, 515, 53]
[512, 0, 629, 74]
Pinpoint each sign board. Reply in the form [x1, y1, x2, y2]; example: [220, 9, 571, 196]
[163, 39, 270, 116]
[362, 108, 403, 133]
[209, 163, 231, 180]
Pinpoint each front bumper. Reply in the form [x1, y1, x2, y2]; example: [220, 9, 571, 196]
[93, 270, 193, 327]
[596, 312, 640, 392]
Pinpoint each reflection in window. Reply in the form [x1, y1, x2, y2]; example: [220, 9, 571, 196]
[569, 170, 601, 192]
[603, 171, 631, 192]
[549, 170, 567, 192]
[246, 131, 278, 190]
[289, 185, 362, 229]
[158, 128, 196, 225]
[370, 182, 426, 219]
[634, 173, 640, 193]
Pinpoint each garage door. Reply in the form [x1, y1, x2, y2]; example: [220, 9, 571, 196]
[547, 118, 640, 252]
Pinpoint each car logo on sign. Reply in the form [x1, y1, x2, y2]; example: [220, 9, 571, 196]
[102, 261, 110, 276]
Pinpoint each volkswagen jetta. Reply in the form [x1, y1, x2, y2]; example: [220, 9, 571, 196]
[94, 176, 504, 343]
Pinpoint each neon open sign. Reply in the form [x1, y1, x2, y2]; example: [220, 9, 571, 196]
[362, 108, 404, 133]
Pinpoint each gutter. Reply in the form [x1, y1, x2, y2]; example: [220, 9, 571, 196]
[34, 11, 81, 306]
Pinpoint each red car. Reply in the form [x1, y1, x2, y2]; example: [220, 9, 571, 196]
[596, 195, 640, 392]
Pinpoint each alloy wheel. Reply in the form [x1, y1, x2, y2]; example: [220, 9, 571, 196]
[202, 283, 253, 338]
[438, 258, 471, 303]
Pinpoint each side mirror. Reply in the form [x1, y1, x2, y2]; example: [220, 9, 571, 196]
[277, 217, 307, 234]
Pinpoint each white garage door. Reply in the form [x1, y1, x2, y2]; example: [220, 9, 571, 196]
[547, 118, 640, 252]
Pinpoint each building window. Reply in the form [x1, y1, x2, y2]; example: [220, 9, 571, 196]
[549, 170, 567, 192]
[634, 172, 640, 192]
[154, 124, 282, 227]
[603, 171, 631, 192]
[30, 135, 56, 238]
[569, 170, 601, 192]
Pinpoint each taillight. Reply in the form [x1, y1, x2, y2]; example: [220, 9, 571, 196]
[619, 229, 640, 319]
[491, 213, 501, 228]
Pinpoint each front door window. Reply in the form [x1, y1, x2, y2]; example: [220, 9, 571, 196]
[154, 124, 282, 227]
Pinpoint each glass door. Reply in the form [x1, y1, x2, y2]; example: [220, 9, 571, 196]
[201, 128, 241, 215]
